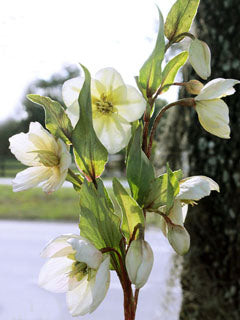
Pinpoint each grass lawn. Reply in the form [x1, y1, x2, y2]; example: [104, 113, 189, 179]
[0, 185, 80, 221]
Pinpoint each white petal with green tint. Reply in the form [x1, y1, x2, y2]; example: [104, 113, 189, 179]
[196, 99, 230, 138]
[90, 255, 111, 313]
[196, 78, 240, 100]
[177, 176, 219, 200]
[93, 113, 131, 154]
[67, 237, 102, 269]
[66, 276, 93, 316]
[115, 85, 146, 122]
[94, 68, 125, 92]
[12, 166, 52, 192]
[38, 257, 73, 293]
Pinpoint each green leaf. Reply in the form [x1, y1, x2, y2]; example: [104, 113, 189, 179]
[126, 125, 155, 207]
[79, 179, 122, 254]
[145, 166, 182, 211]
[165, 0, 200, 43]
[161, 51, 188, 92]
[113, 178, 144, 242]
[72, 65, 108, 181]
[139, 6, 165, 97]
[27, 94, 73, 144]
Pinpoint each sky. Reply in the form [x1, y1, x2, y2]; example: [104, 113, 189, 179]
[0, 0, 177, 122]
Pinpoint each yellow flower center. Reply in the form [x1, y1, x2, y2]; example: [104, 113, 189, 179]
[95, 94, 114, 115]
[30, 150, 60, 167]
[69, 261, 88, 281]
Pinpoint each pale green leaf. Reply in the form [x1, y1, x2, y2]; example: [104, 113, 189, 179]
[27, 94, 72, 144]
[113, 178, 144, 242]
[165, 0, 200, 43]
[79, 179, 122, 270]
[72, 65, 108, 181]
[139, 6, 165, 97]
[161, 51, 188, 92]
[144, 167, 182, 211]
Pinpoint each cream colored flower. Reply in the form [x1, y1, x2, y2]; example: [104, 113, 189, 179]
[194, 78, 240, 138]
[189, 38, 211, 80]
[125, 239, 153, 289]
[9, 122, 71, 193]
[62, 67, 146, 154]
[38, 234, 110, 316]
[160, 176, 219, 255]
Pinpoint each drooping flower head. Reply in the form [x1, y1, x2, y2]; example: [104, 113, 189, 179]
[39, 234, 110, 316]
[62, 67, 146, 154]
[125, 239, 154, 289]
[194, 78, 240, 139]
[160, 176, 219, 255]
[9, 122, 71, 193]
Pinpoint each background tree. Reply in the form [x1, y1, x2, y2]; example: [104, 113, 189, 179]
[0, 65, 79, 161]
[154, 1, 240, 319]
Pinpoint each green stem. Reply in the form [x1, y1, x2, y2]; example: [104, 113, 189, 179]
[68, 168, 83, 185]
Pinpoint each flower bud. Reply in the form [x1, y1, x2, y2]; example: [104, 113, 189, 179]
[184, 80, 204, 95]
[167, 224, 190, 256]
[125, 239, 153, 289]
[189, 39, 211, 80]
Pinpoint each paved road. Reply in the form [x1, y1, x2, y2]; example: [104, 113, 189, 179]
[0, 221, 182, 320]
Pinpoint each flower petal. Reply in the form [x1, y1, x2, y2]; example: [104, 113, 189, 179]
[89, 255, 110, 313]
[57, 139, 72, 173]
[12, 167, 52, 192]
[169, 200, 185, 226]
[189, 39, 211, 80]
[9, 132, 41, 167]
[135, 241, 154, 289]
[114, 85, 146, 122]
[196, 99, 230, 138]
[93, 113, 131, 154]
[41, 167, 67, 193]
[38, 257, 73, 293]
[62, 77, 84, 127]
[62, 76, 84, 107]
[67, 237, 103, 269]
[196, 78, 240, 100]
[66, 276, 93, 316]
[40, 234, 77, 258]
[94, 68, 125, 93]
[177, 176, 219, 201]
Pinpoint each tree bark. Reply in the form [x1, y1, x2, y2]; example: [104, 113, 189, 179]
[155, 1, 240, 319]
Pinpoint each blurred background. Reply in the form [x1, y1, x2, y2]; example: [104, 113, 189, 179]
[0, 0, 240, 319]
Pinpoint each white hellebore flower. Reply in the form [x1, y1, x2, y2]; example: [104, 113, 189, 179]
[194, 78, 240, 139]
[62, 67, 146, 154]
[125, 239, 153, 289]
[9, 122, 71, 193]
[38, 234, 110, 316]
[189, 38, 211, 80]
[161, 176, 219, 255]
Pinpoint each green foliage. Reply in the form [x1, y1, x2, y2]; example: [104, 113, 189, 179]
[161, 51, 189, 92]
[72, 65, 108, 181]
[112, 178, 144, 242]
[126, 125, 155, 207]
[139, 6, 165, 97]
[27, 94, 73, 144]
[165, 0, 200, 42]
[144, 166, 182, 211]
[79, 179, 122, 252]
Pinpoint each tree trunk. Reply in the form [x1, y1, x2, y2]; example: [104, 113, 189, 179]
[155, 1, 240, 319]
